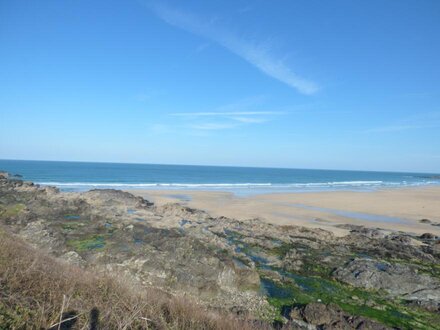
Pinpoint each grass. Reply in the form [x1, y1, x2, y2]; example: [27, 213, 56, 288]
[0, 203, 25, 218]
[0, 229, 274, 330]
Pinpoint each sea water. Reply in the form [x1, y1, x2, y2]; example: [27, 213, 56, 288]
[0, 159, 439, 195]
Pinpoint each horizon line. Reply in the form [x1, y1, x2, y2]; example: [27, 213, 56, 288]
[0, 158, 438, 175]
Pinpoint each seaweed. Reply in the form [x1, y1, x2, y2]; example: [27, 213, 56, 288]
[67, 235, 106, 251]
[262, 276, 440, 329]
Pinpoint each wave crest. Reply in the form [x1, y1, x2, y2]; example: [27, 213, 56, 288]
[34, 180, 439, 191]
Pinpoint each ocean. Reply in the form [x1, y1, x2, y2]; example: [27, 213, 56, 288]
[0, 159, 439, 194]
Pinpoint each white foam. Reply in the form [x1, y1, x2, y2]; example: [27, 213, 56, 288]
[34, 180, 438, 191]
[37, 182, 273, 188]
[327, 180, 383, 185]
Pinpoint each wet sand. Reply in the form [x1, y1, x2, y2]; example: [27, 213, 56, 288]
[126, 186, 440, 236]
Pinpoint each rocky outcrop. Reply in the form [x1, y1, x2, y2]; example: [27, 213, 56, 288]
[19, 220, 62, 251]
[333, 258, 440, 310]
[289, 303, 390, 330]
[420, 232, 439, 240]
[61, 251, 85, 266]
[1, 173, 440, 329]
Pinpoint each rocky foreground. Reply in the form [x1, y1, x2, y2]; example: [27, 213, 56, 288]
[0, 172, 439, 329]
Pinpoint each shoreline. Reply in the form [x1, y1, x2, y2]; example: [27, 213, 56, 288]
[36, 181, 440, 193]
[2, 172, 440, 328]
[126, 185, 440, 236]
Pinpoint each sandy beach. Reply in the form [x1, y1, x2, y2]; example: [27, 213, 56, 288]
[127, 186, 440, 236]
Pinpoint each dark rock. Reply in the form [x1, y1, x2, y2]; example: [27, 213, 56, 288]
[389, 234, 412, 244]
[342, 231, 435, 262]
[353, 227, 386, 239]
[289, 303, 389, 330]
[333, 258, 440, 308]
[420, 233, 438, 240]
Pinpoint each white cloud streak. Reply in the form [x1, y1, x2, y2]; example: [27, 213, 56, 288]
[189, 122, 239, 130]
[229, 116, 267, 123]
[366, 125, 427, 133]
[144, 1, 318, 95]
[171, 110, 278, 130]
[365, 112, 440, 133]
[168, 97, 284, 130]
[170, 111, 284, 117]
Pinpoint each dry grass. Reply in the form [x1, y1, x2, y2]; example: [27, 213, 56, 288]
[0, 230, 272, 329]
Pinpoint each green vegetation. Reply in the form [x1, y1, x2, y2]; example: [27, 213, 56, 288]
[301, 260, 333, 277]
[389, 258, 440, 279]
[0, 203, 25, 218]
[221, 229, 440, 329]
[67, 234, 106, 251]
[0, 302, 36, 329]
[270, 242, 309, 258]
[61, 222, 84, 231]
[263, 276, 440, 329]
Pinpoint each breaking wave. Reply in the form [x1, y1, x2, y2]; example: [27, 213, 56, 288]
[36, 180, 440, 191]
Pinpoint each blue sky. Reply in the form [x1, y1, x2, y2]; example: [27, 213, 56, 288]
[1, 0, 439, 172]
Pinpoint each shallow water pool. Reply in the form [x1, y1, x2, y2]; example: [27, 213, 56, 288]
[291, 203, 409, 224]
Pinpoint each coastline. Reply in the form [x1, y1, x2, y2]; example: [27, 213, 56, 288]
[126, 185, 440, 236]
[2, 172, 440, 328]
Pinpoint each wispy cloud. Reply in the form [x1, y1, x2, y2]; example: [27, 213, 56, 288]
[172, 110, 280, 130]
[189, 122, 239, 130]
[365, 112, 440, 133]
[227, 116, 267, 124]
[170, 111, 284, 117]
[165, 97, 285, 131]
[366, 124, 427, 133]
[144, 1, 318, 95]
